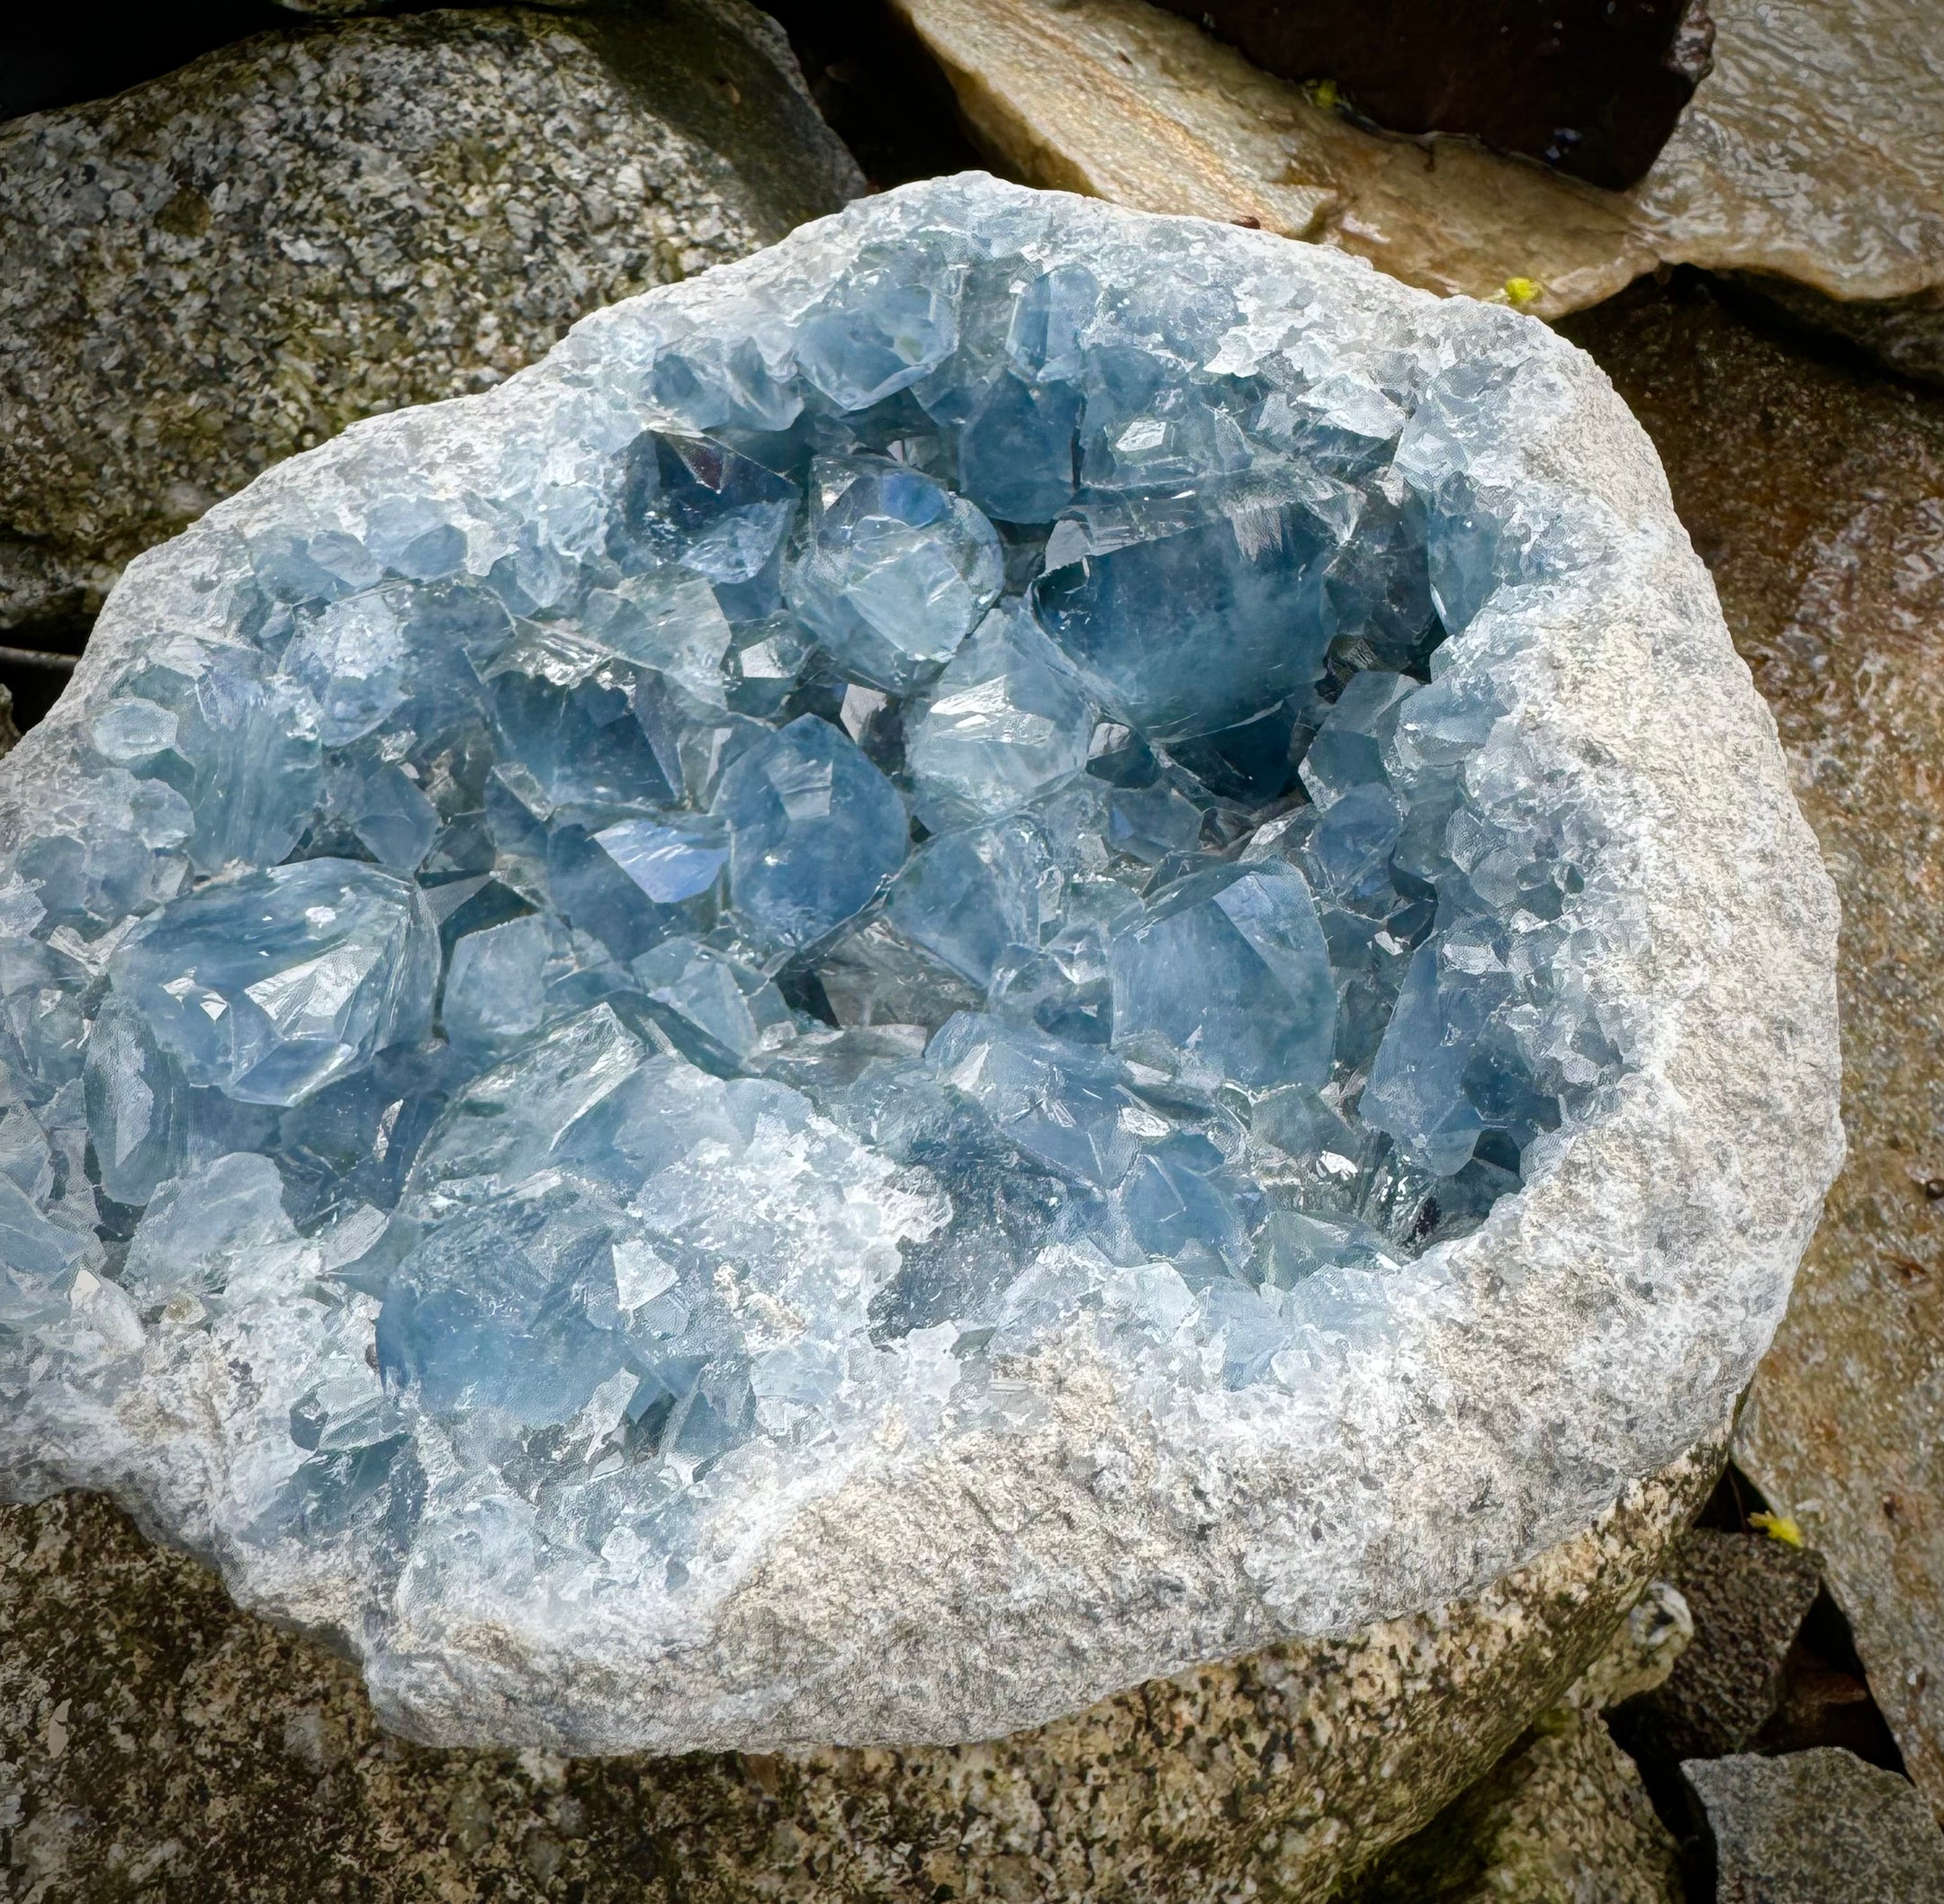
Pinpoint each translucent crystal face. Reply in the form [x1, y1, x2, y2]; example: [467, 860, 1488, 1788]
[0, 188, 1628, 1635]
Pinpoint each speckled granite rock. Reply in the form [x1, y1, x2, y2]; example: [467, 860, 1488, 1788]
[1564, 280, 1944, 1817]
[0, 1434, 1724, 1902]
[1565, 1576, 1694, 1713]
[1341, 1706, 1682, 1904]
[0, 1, 862, 634]
[1340, 1559, 1688, 1902]
[1683, 1749, 1944, 1903]
[889, 0, 1944, 337]
[1616, 1530, 1822, 1761]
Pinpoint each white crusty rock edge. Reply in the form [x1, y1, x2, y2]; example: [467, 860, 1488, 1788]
[0, 176, 1842, 1754]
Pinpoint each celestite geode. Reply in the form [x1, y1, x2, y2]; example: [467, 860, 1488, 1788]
[0, 177, 1840, 1753]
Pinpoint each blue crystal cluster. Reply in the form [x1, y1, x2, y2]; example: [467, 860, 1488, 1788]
[0, 190, 1624, 1575]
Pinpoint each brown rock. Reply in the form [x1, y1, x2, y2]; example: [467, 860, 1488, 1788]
[0, 1435, 1724, 1901]
[889, 0, 1944, 329]
[1562, 276, 1944, 1816]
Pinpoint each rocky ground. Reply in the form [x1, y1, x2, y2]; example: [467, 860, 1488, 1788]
[4, 2, 1944, 1899]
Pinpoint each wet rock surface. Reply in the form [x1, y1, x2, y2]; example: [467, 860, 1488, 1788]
[0, 1, 863, 637]
[1682, 1748, 1944, 1902]
[1563, 274, 1944, 1815]
[890, 0, 1944, 335]
[0, 1441, 1722, 1903]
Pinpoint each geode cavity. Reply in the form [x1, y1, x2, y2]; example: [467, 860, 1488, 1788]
[0, 176, 1839, 1754]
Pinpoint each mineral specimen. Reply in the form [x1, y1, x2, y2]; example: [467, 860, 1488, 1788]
[0, 176, 1840, 1756]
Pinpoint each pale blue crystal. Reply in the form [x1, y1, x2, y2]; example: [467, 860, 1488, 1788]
[122, 653, 322, 872]
[0, 1173, 92, 1280]
[904, 604, 1093, 829]
[107, 858, 438, 1107]
[0, 939, 95, 1105]
[404, 1004, 652, 1219]
[927, 1011, 1138, 1190]
[377, 1172, 638, 1425]
[280, 589, 412, 744]
[710, 714, 908, 950]
[809, 920, 983, 1032]
[594, 814, 729, 904]
[441, 914, 572, 1054]
[614, 434, 798, 624]
[1361, 926, 1514, 1174]
[886, 811, 1052, 989]
[325, 757, 439, 872]
[1110, 859, 1335, 1091]
[481, 628, 683, 820]
[795, 240, 965, 409]
[1300, 669, 1417, 807]
[957, 373, 1083, 525]
[82, 996, 187, 1206]
[784, 457, 1004, 692]
[1032, 485, 1337, 743]
[631, 937, 791, 1073]
[122, 1151, 292, 1305]
[1120, 1133, 1257, 1281]
[90, 697, 180, 765]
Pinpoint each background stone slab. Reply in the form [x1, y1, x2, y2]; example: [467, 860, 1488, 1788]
[888, 0, 1944, 326]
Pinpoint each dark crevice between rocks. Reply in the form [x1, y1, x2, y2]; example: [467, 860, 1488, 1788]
[1603, 1460, 1910, 1904]
[763, 0, 991, 190]
[1145, 0, 1714, 190]
[1, 0, 292, 121]
[0, 611, 87, 741]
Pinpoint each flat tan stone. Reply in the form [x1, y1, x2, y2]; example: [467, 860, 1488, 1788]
[890, 0, 1944, 319]
[0, 1434, 1723, 1900]
[1564, 279, 1944, 1819]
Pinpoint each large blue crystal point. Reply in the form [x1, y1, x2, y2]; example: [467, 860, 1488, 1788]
[785, 458, 1004, 692]
[108, 858, 438, 1107]
[1110, 859, 1336, 1091]
[711, 714, 909, 949]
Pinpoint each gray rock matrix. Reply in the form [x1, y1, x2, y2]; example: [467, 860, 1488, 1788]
[0, 176, 1840, 1755]
[1684, 1748, 1944, 1903]
[0, 0, 864, 633]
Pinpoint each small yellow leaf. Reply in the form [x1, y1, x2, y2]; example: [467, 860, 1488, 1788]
[1750, 1510, 1804, 1548]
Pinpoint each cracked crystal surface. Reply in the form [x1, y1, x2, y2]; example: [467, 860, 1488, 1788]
[0, 178, 1638, 1734]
